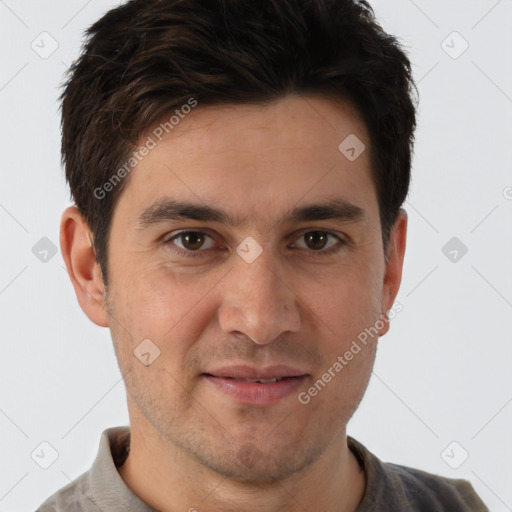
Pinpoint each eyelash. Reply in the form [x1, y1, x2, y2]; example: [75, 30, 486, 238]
[163, 230, 347, 259]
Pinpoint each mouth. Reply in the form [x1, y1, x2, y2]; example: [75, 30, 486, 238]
[202, 366, 309, 405]
[203, 375, 302, 383]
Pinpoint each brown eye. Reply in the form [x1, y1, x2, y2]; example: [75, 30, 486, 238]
[169, 231, 215, 252]
[182, 232, 204, 250]
[293, 231, 344, 256]
[303, 231, 328, 250]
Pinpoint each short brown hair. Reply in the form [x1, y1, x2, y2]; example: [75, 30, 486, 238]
[60, 0, 417, 285]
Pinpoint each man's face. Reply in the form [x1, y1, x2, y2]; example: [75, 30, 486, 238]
[101, 94, 403, 481]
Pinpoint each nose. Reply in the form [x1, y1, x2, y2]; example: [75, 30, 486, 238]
[217, 248, 301, 345]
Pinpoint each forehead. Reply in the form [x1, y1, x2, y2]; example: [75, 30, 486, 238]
[114, 94, 378, 228]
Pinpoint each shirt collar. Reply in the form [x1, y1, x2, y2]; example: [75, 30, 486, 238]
[89, 426, 157, 511]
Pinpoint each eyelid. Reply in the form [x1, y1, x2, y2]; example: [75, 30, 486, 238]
[290, 230, 341, 249]
[164, 230, 218, 251]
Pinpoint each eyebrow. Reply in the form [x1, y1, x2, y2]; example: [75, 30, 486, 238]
[134, 197, 368, 229]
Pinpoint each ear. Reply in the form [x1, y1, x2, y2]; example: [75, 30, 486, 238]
[60, 206, 109, 327]
[379, 208, 407, 336]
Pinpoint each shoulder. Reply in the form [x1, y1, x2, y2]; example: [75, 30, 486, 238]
[383, 462, 488, 511]
[34, 470, 91, 512]
[348, 437, 488, 512]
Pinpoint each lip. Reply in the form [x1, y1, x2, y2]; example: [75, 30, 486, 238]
[204, 364, 307, 379]
[203, 365, 309, 405]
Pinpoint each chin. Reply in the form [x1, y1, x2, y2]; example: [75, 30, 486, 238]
[191, 439, 322, 484]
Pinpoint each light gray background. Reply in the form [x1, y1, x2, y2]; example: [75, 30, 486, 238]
[0, 1, 511, 510]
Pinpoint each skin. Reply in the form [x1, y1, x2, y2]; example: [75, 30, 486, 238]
[61, 93, 407, 512]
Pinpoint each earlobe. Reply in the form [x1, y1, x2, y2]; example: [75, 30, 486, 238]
[379, 209, 407, 336]
[60, 206, 109, 327]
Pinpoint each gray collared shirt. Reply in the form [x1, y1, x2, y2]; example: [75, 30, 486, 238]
[36, 426, 488, 511]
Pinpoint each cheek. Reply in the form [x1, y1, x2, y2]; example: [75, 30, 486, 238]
[303, 263, 382, 336]
[309, 335, 377, 418]
[106, 272, 213, 410]
[111, 264, 223, 357]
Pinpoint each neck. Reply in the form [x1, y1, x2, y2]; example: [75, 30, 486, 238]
[117, 418, 366, 512]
